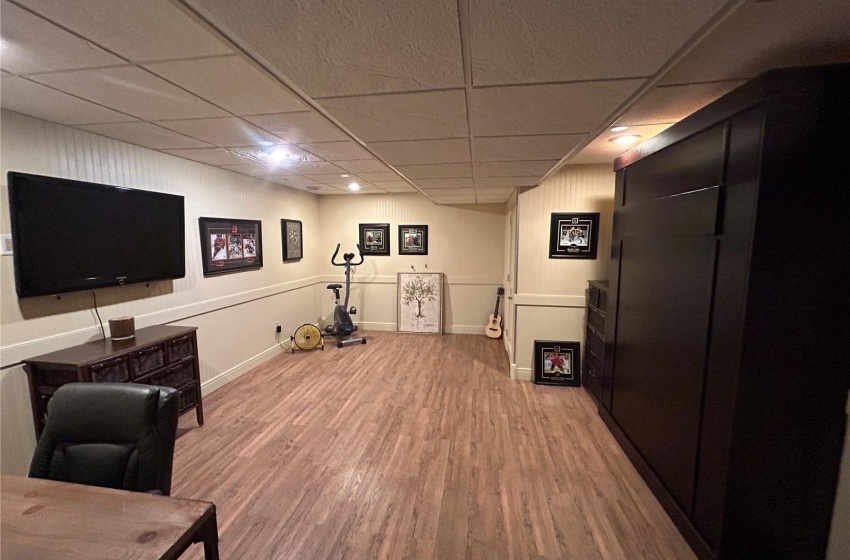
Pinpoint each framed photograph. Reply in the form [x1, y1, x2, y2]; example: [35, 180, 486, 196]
[549, 212, 600, 259]
[359, 223, 390, 256]
[398, 224, 428, 255]
[533, 340, 581, 386]
[199, 217, 263, 276]
[281, 219, 303, 261]
[397, 272, 443, 334]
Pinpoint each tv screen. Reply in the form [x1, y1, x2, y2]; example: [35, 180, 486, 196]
[8, 172, 185, 298]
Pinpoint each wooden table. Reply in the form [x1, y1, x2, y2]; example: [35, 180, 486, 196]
[0, 476, 219, 560]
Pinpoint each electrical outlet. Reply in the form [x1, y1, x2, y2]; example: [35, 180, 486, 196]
[1, 234, 12, 256]
[275, 322, 281, 334]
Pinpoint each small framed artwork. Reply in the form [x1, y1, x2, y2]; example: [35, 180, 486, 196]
[533, 340, 581, 386]
[397, 272, 443, 334]
[359, 223, 390, 256]
[398, 224, 428, 255]
[199, 217, 263, 276]
[549, 212, 600, 259]
[281, 219, 303, 261]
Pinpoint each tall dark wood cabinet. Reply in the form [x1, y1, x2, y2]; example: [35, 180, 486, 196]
[602, 64, 850, 560]
[584, 280, 607, 401]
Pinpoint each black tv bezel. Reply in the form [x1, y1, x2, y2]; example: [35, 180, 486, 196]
[8, 171, 186, 298]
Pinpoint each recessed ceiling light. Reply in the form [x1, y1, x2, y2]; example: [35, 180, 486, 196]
[609, 135, 642, 146]
[348, 182, 361, 192]
[610, 125, 629, 132]
[267, 148, 291, 163]
[340, 174, 350, 178]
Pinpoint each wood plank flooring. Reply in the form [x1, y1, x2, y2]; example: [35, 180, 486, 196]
[171, 332, 695, 559]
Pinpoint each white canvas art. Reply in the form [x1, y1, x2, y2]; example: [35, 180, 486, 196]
[397, 272, 443, 334]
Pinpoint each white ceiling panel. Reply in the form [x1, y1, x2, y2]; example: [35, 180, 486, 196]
[421, 187, 475, 196]
[298, 141, 372, 161]
[661, 0, 850, 86]
[0, 1, 125, 74]
[352, 171, 401, 182]
[144, 56, 306, 115]
[371, 181, 416, 191]
[245, 111, 347, 143]
[475, 177, 539, 188]
[303, 173, 360, 183]
[163, 147, 251, 166]
[0, 76, 136, 125]
[475, 160, 560, 177]
[473, 80, 643, 136]
[155, 117, 282, 147]
[393, 163, 472, 179]
[414, 178, 473, 189]
[271, 175, 330, 188]
[569, 123, 673, 165]
[278, 161, 347, 176]
[370, 139, 470, 165]
[77, 122, 213, 150]
[333, 159, 393, 173]
[217, 163, 297, 177]
[318, 89, 468, 141]
[470, 0, 728, 86]
[29, 66, 228, 121]
[188, 0, 463, 97]
[617, 81, 743, 126]
[475, 134, 585, 162]
[16, 0, 231, 62]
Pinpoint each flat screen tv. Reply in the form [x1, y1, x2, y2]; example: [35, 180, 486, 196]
[8, 172, 186, 298]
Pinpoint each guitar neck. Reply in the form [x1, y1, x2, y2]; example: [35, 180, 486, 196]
[493, 296, 501, 317]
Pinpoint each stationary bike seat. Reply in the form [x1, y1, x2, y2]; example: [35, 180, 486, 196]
[326, 283, 343, 289]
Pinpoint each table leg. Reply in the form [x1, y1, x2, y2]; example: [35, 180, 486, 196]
[195, 507, 219, 560]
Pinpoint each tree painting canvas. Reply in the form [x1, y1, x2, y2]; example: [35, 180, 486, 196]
[397, 272, 443, 334]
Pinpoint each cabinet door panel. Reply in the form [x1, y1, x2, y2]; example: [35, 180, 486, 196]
[611, 235, 717, 514]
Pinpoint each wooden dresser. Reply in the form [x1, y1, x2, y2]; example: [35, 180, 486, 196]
[23, 325, 203, 438]
[584, 280, 607, 402]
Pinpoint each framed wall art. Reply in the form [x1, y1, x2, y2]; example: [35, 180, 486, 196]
[281, 219, 303, 261]
[549, 212, 600, 259]
[533, 340, 581, 386]
[199, 217, 262, 276]
[397, 272, 443, 334]
[359, 223, 390, 256]
[398, 224, 428, 255]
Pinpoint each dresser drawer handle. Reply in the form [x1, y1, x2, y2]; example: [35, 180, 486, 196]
[170, 335, 191, 344]
[91, 357, 124, 370]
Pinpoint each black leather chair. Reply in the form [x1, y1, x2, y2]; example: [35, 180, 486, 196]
[29, 383, 180, 496]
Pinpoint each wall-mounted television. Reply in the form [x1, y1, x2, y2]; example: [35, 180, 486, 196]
[8, 172, 186, 298]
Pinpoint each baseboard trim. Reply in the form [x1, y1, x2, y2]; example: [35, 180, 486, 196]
[515, 367, 533, 381]
[201, 341, 289, 396]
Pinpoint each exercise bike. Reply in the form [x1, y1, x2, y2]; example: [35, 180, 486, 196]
[325, 243, 367, 348]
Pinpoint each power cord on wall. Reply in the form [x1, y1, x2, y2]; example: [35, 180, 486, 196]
[91, 291, 105, 340]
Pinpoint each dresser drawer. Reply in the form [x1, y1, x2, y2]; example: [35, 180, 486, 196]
[178, 383, 200, 412]
[89, 356, 130, 383]
[584, 362, 602, 398]
[586, 344, 605, 372]
[151, 358, 195, 390]
[586, 327, 605, 356]
[129, 345, 165, 379]
[588, 305, 606, 332]
[589, 285, 600, 307]
[166, 334, 194, 363]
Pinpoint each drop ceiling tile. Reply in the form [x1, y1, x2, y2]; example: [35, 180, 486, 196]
[245, 111, 347, 143]
[303, 173, 360, 183]
[29, 66, 228, 121]
[16, 0, 231, 62]
[226, 145, 321, 165]
[155, 117, 282, 148]
[0, 76, 136, 125]
[144, 56, 306, 115]
[660, 0, 850, 86]
[186, 0, 463, 97]
[415, 178, 473, 189]
[280, 161, 347, 176]
[474, 177, 538, 188]
[372, 181, 416, 191]
[421, 187, 475, 196]
[298, 141, 372, 161]
[352, 171, 401, 182]
[162, 147, 250, 166]
[77, 122, 212, 150]
[393, 163, 472, 179]
[475, 160, 559, 177]
[617, 82, 743, 126]
[319, 89, 468, 141]
[475, 134, 585, 162]
[217, 163, 298, 177]
[333, 159, 393, 173]
[569, 123, 673, 165]
[473, 80, 642, 136]
[271, 175, 330, 188]
[470, 0, 727, 86]
[0, 1, 125, 74]
[370, 139, 470, 165]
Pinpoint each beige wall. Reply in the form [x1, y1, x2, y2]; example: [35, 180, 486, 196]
[509, 164, 615, 379]
[317, 193, 506, 334]
[0, 110, 324, 474]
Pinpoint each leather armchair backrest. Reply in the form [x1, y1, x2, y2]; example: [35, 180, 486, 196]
[29, 383, 179, 495]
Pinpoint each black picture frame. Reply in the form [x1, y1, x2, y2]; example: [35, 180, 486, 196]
[533, 340, 581, 386]
[199, 217, 263, 276]
[398, 224, 428, 255]
[549, 212, 600, 259]
[281, 219, 303, 261]
[359, 223, 390, 256]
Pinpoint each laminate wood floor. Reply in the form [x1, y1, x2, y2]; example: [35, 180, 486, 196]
[172, 332, 695, 560]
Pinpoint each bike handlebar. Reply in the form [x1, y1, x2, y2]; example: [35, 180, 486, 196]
[331, 244, 364, 266]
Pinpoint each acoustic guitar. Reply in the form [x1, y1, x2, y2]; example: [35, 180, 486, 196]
[485, 287, 505, 339]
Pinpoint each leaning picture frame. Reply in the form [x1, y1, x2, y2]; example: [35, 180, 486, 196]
[533, 340, 581, 386]
[398, 224, 428, 255]
[281, 219, 303, 261]
[199, 217, 263, 276]
[359, 223, 390, 256]
[549, 212, 600, 259]
[397, 272, 443, 334]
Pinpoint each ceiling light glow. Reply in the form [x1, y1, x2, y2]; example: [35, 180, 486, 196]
[348, 182, 361, 192]
[340, 174, 350, 178]
[267, 148, 291, 163]
[609, 135, 642, 146]
[610, 125, 629, 132]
